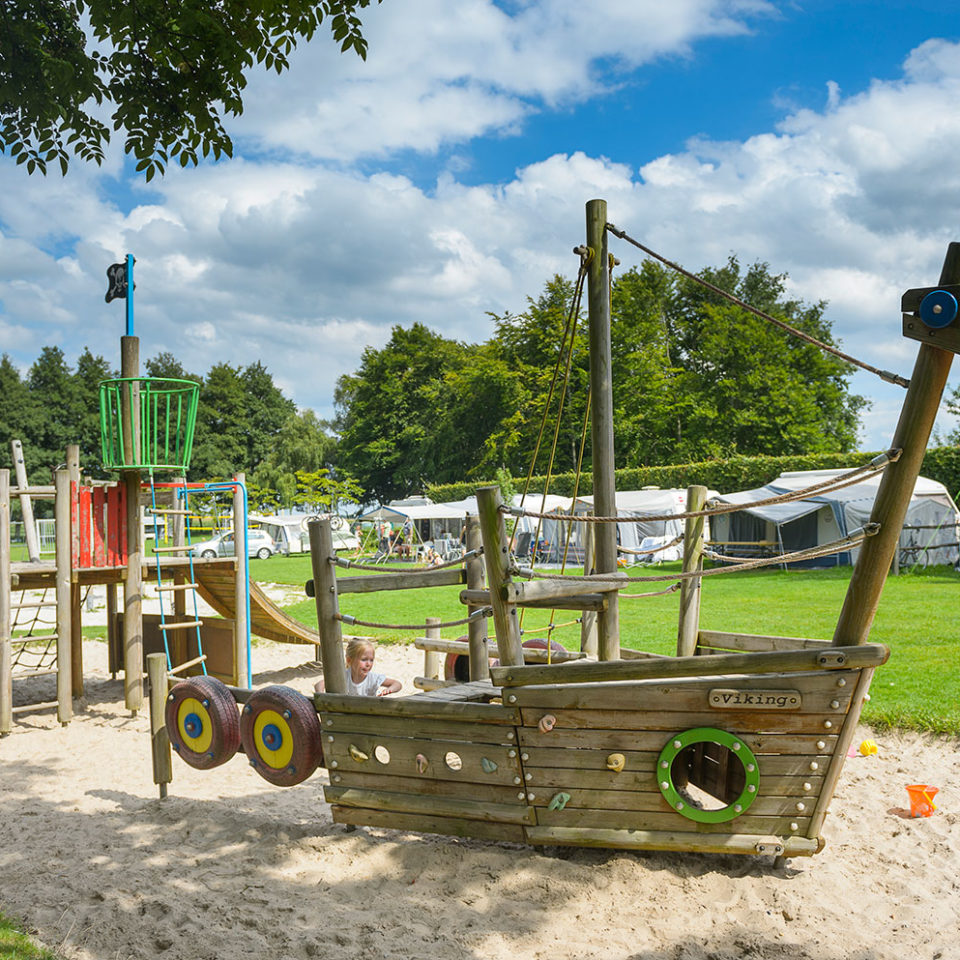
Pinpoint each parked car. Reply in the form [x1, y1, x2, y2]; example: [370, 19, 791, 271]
[190, 529, 280, 560]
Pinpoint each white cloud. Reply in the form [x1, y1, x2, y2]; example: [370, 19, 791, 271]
[2, 21, 960, 450]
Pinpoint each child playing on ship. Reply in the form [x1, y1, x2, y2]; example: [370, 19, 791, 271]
[314, 638, 402, 696]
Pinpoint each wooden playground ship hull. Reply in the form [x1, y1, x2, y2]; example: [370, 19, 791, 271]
[314, 640, 887, 858]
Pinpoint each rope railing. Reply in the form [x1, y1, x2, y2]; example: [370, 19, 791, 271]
[605, 222, 911, 389]
[620, 582, 682, 599]
[617, 535, 683, 557]
[513, 524, 880, 583]
[503, 450, 900, 525]
[336, 606, 492, 632]
[332, 548, 480, 574]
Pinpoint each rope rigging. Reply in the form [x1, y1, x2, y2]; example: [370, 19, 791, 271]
[605, 222, 911, 389]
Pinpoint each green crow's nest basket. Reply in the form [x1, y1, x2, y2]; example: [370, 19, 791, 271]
[99, 377, 200, 472]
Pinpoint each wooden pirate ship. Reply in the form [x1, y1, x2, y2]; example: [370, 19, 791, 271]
[162, 201, 958, 861]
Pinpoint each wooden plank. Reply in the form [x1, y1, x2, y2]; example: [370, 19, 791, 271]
[524, 826, 821, 857]
[534, 806, 811, 835]
[330, 805, 527, 843]
[316, 694, 519, 724]
[325, 786, 533, 824]
[414, 635, 586, 663]
[320, 711, 518, 745]
[336, 567, 466, 595]
[326, 770, 524, 804]
[524, 787, 821, 816]
[522, 766, 825, 794]
[507, 671, 857, 712]
[519, 706, 844, 736]
[505, 579, 620, 603]
[697, 630, 831, 652]
[492, 644, 889, 688]
[522, 747, 830, 778]
[93, 486, 107, 567]
[325, 731, 524, 786]
[461, 588, 609, 612]
[417, 679, 501, 702]
[517, 726, 837, 756]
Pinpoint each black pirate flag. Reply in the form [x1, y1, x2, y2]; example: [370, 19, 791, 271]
[105, 262, 129, 302]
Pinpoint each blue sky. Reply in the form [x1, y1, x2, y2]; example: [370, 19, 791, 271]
[1, 0, 959, 455]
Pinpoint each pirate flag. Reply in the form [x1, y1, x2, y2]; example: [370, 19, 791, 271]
[105, 262, 129, 302]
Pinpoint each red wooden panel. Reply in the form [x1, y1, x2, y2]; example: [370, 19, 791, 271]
[116, 483, 128, 565]
[93, 486, 107, 567]
[71, 481, 80, 568]
[76, 485, 92, 568]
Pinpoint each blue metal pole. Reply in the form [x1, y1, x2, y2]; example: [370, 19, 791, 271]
[125, 254, 134, 336]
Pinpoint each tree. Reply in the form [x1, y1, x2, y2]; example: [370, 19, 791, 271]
[73, 347, 114, 477]
[334, 323, 467, 503]
[1, 0, 381, 179]
[0, 353, 43, 475]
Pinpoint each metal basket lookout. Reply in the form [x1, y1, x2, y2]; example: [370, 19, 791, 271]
[99, 377, 199, 472]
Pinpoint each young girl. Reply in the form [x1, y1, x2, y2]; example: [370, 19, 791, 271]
[315, 639, 402, 696]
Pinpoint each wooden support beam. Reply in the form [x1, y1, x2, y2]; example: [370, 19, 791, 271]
[465, 516, 490, 681]
[11, 440, 40, 562]
[333, 567, 466, 595]
[147, 652, 172, 798]
[460, 588, 609, 612]
[308, 518, 347, 693]
[476, 485, 523, 665]
[676, 484, 706, 657]
[121, 335, 143, 712]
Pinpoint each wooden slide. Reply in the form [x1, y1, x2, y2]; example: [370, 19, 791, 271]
[193, 562, 320, 647]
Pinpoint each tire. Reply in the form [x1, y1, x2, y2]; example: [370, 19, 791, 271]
[201, 549, 217, 559]
[240, 686, 322, 787]
[165, 676, 241, 770]
[256, 547, 271, 560]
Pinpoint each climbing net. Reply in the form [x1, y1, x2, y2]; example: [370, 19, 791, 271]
[10, 585, 91, 675]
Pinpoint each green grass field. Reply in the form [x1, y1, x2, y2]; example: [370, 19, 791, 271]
[0, 911, 59, 960]
[248, 552, 960, 736]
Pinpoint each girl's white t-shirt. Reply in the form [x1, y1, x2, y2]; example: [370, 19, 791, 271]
[344, 671, 386, 696]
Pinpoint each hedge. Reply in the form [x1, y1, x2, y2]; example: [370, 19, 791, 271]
[425, 446, 960, 503]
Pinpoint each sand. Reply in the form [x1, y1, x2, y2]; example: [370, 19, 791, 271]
[1, 614, 958, 960]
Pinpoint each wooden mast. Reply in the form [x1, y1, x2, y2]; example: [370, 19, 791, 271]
[585, 199, 620, 661]
[833, 243, 958, 645]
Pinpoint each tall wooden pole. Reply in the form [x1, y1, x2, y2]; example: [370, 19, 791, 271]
[54, 468, 73, 724]
[308, 518, 347, 693]
[0, 470, 11, 735]
[476, 485, 524, 666]
[147, 652, 172, 798]
[833, 244, 958, 646]
[464, 516, 489, 680]
[121, 335, 143, 711]
[676, 485, 707, 657]
[11, 440, 40, 562]
[579, 524, 598, 656]
[67, 444, 83, 698]
[585, 199, 620, 660]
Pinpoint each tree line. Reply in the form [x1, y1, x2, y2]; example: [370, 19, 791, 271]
[0, 347, 353, 514]
[335, 257, 876, 503]
[4, 256, 956, 512]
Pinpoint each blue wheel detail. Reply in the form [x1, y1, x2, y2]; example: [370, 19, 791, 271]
[261, 723, 284, 751]
[919, 290, 958, 329]
[183, 712, 203, 738]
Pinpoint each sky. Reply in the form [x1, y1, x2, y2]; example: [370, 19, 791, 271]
[2, 0, 960, 455]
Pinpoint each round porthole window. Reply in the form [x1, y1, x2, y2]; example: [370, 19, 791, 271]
[656, 727, 760, 824]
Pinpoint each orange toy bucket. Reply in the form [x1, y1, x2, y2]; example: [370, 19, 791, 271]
[906, 784, 938, 818]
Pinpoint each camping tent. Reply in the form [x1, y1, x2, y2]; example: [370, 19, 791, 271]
[710, 469, 960, 568]
[357, 499, 467, 557]
[573, 489, 697, 563]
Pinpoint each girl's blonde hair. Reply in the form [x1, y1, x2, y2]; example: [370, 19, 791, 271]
[345, 638, 375, 662]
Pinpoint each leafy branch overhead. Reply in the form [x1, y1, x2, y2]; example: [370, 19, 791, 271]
[0, 0, 381, 179]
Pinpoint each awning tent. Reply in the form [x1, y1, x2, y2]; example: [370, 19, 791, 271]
[711, 469, 960, 568]
[358, 499, 467, 547]
[574, 489, 703, 563]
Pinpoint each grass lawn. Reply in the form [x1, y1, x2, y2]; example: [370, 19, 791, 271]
[251, 553, 960, 736]
[0, 911, 59, 960]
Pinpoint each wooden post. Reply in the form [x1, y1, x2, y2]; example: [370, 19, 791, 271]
[233, 474, 248, 688]
[106, 583, 119, 677]
[425, 616, 441, 680]
[67, 445, 84, 698]
[147, 652, 172, 799]
[676, 484, 707, 657]
[586, 198, 620, 660]
[121, 335, 143, 711]
[465, 516, 490, 680]
[54, 468, 73, 725]
[0, 470, 11, 735]
[476, 486, 524, 666]
[580, 523, 598, 656]
[307, 518, 347, 693]
[11, 440, 40, 562]
[833, 245, 958, 646]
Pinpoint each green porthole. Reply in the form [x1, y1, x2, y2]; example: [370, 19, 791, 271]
[657, 727, 760, 824]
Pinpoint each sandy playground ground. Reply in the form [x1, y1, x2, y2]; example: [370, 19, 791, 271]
[1, 595, 958, 960]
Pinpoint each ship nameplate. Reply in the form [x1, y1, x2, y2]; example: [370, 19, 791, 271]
[709, 688, 802, 710]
